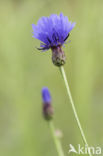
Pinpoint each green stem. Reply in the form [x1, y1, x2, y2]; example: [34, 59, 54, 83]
[60, 66, 92, 156]
[49, 121, 65, 156]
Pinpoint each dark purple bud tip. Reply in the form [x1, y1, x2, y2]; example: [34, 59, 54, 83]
[41, 87, 54, 120]
[51, 46, 66, 66]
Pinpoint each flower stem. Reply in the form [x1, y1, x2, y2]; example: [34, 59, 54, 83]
[49, 121, 65, 156]
[60, 66, 92, 156]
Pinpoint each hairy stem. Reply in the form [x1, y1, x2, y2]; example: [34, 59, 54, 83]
[60, 66, 92, 156]
[49, 121, 65, 156]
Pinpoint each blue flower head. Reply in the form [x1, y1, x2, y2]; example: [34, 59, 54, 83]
[41, 87, 53, 120]
[42, 87, 51, 104]
[32, 13, 75, 66]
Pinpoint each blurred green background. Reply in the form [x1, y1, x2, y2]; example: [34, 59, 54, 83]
[0, 0, 103, 155]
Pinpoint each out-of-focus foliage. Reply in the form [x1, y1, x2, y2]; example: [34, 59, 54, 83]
[0, 0, 103, 155]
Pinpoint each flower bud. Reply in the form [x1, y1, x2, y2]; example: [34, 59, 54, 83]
[41, 87, 54, 121]
[51, 46, 66, 66]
